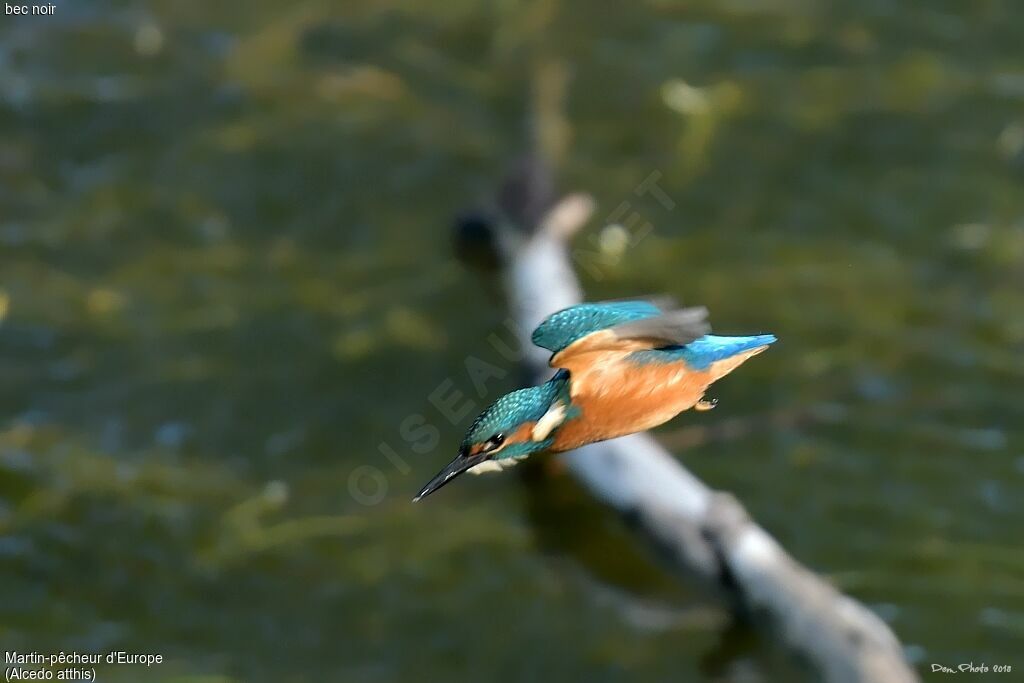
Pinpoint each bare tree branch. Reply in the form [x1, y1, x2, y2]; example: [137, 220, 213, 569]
[488, 169, 919, 683]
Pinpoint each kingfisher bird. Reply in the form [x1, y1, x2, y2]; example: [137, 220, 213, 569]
[414, 299, 775, 501]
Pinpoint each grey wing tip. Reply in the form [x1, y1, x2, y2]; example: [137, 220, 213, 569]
[672, 304, 709, 319]
[603, 294, 680, 311]
[664, 306, 712, 334]
[647, 295, 681, 312]
[610, 304, 711, 344]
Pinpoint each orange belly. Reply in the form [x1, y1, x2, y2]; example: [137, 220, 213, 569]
[549, 347, 766, 452]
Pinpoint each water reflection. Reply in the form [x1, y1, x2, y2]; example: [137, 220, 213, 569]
[1, 0, 1022, 681]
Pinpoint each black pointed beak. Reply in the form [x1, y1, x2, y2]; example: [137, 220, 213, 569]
[413, 451, 489, 502]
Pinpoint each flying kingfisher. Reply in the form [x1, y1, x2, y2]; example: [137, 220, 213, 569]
[414, 299, 775, 501]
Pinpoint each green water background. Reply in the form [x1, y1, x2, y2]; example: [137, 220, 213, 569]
[1, 0, 1022, 680]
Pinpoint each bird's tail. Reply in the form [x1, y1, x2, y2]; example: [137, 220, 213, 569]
[683, 334, 777, 380]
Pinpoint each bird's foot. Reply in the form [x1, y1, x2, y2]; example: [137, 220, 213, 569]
[695, 397, 718, 412]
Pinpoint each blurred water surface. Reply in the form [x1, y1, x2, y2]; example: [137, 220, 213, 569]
[1, 1, 1023, 681]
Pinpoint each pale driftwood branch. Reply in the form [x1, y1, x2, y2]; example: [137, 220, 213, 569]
[494, 188, 919, 683]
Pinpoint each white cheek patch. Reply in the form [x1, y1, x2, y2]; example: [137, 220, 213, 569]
[532, 402, 566, 441]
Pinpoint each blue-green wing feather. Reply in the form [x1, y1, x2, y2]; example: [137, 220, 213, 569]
[533, 300, 773, 371]
[531, 300, 667, 353]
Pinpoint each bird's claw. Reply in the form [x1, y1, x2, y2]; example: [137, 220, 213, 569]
[695, 397, 718, 412]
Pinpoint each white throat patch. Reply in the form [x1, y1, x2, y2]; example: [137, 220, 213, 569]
[468, 456, 527, 475]
[468, 459, 504, 475]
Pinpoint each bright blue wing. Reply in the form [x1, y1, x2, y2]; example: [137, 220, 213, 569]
[532, 299, 710, 361]
[531, 300, 665, 354]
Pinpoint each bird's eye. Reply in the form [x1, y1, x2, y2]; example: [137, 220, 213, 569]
[483, 433, 505, 452]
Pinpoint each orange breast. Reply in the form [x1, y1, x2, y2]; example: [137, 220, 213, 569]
[550, 361, 711, 451]
[549, 347, 767, 452]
